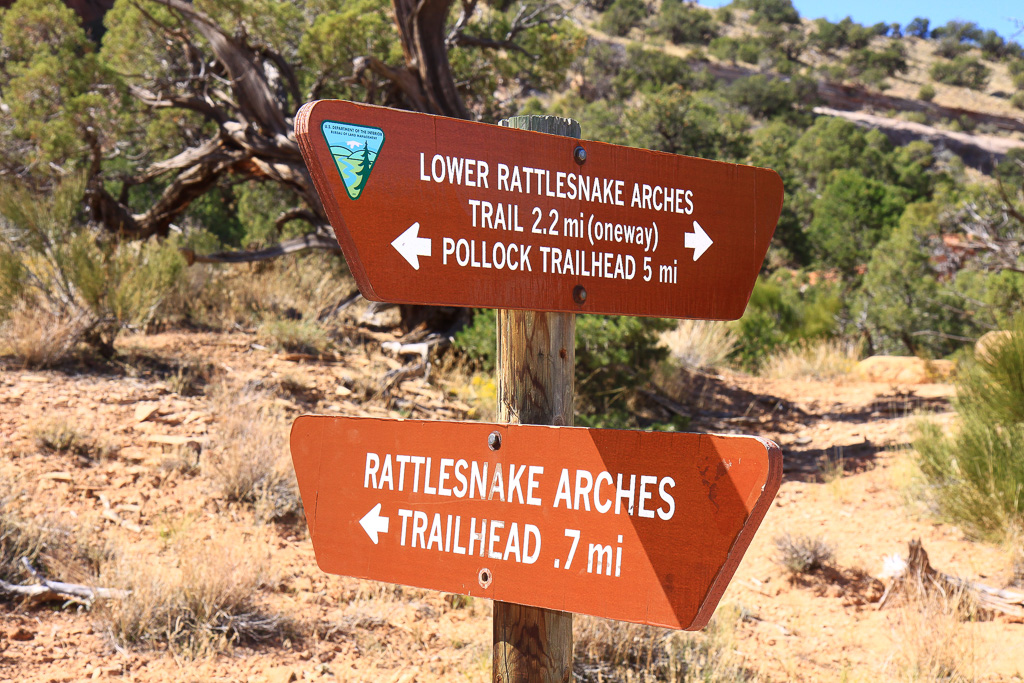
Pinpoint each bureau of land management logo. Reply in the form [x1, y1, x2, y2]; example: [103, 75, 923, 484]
[321, 120, 385, 200]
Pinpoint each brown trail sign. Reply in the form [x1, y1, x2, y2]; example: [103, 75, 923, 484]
[296, 100, 783, 319]
[290, 416, 782, 630]
[293, 107, 785, 679]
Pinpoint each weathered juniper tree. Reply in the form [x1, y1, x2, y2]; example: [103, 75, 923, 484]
[0, 0, 580, 251]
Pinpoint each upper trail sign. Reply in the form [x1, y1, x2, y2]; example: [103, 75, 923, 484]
[290, 416, 782, 631]
[296, 100, 784, 319]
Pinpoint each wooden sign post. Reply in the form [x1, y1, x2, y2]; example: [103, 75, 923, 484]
[494, 115, 577, 683]
[291, 102, 786, 682]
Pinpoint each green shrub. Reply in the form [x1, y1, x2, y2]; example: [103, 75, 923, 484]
[1012, 92, 1024, 111]
[854, 203, 983, 357]
[599, 0, 645, 37]
[929, 56, 991, 90]
[611, 44, 715, 99]
[914, 319, 1024, 541]
[453, 309, 497, 371]
[710, 35, 767, 65]
[979, 30, 1012, 60]
[734, 0, 800, 26]
[810, 16, 875, 53]
[1009, 60, 1024, 90]
[709, 36, 740, 62]
[906, 17, 930, 39]
[737, 39, 764, 64]
[730, 273, 842, 371]
[0, 176, 185, 362]
[933, 37, 971, 59]
[655, 0, 718, 45]
[623, 86, 750, 162]
[845, 42, 908, 81]
[724, 74, 816, 120]
[918, 83, 937, 101]
[574, 315, 673, 428]
[930, 20, 983, 45]
[808, 169, 907, 275]
[453, 311, 673, 429]
[809, 18, 848, 53]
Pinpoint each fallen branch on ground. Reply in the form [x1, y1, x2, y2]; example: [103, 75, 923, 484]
[0, 558, 128, 605]
[179, 233, 340, 265]
[637, 389, 691, 420]
[879, 539, 1024, 618]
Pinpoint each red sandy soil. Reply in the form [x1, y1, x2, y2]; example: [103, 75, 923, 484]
[1, 330, 1021, 682]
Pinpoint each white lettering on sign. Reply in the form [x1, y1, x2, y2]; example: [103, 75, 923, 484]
[360, 451, 680, 579]
[365, 453, 675, 519]
[441, 238, 533, 272]
[419, 153, 490, 188]
[395, 509, 541, 564]
[399, 147, 714, 277]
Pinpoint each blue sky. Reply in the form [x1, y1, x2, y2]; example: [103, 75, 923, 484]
[703, 0, 1022, 41]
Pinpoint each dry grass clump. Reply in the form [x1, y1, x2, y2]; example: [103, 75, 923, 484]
[32, 420, 97, 458]
[165, 361, 216, 397]
[760, 339, 859, 381]
[1, 492, 53, 585]
[774, 533, 835, 576]
[98, 532, 286, 658]
[886, 589, 980, 682]
[574, 608, 752, 682]
[175, 253, 353, 330]
[1, 471, 104, 587]
[258, 318, 333, 355]
[659, 320, 738, 372]
[204, 385, 300, 523]
[0, 301, 84, 367]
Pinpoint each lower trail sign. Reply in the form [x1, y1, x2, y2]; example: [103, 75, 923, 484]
[290, 416, 781, 630]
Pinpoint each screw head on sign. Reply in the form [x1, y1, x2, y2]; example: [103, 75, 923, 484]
[573, 285, 587, 305]
[488, 431, 501, 450]
[573, 146, 587, 165]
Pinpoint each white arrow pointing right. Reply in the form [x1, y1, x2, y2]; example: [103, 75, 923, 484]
[684, 220, 713, 261]
[391, 222, 432, 270]
[359, 503, 390, 544]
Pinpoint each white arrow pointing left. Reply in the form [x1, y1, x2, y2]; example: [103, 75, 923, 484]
[684, 220, 713, 261]
[359, 503, 390, 544]
[391, 222, 432, 270]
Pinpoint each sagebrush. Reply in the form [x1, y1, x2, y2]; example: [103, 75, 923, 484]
[0, 176, 184, 363]
[574, 608, 752, 682]
[205, 385, 301, 523]
[98, 531, 286, 658]
[914, 322, 1024, 541]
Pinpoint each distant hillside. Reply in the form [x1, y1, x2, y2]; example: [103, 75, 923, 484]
[573, 0, 1024, 170]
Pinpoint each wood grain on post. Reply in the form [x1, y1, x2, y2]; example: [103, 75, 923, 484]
[493, 115, 578, 683]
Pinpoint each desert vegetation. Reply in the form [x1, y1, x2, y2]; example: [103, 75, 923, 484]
[1, 0, 1023, 680]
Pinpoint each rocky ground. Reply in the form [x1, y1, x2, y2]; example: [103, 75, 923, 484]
[1, 328, 1022, 682]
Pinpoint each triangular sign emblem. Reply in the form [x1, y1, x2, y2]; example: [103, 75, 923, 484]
[321, 120, 385, 200]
